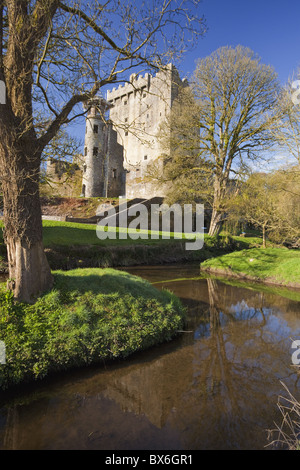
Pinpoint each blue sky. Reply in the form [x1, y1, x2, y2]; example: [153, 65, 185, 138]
[178, 0, 299, 85]
[69, 0, 300, 155]
[176, 0, 300, 169]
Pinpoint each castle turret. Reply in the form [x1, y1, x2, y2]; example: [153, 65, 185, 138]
[81, 97, 125, 198]
[82, 97, 111, 197]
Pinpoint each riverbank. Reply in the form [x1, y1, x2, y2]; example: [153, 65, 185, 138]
[0, 268, 185, 391]
[0, 221, 265, 391]
[200, 247, 300, 288]
[1, 264, 300, 450]
[0, 219, 263, 273]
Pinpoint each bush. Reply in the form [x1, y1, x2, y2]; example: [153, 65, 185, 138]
[0, 268, 185, 390]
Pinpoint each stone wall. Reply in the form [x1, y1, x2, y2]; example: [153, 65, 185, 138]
[82, 100, 125, 198]
[104, 124, 126, 198]
[125, 157, 170, 199]
[45, 159, 82, 197]
[46, 64, 188, 201]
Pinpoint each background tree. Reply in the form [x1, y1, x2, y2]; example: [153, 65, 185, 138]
[0, 0, 205, 302]
[40, 127, 82, 167]
[227, 169, 300, 248]
[156, 85, 214, 206]
[267, 167, 300, 247]
[160, 46, 284, 236]
[39, 127, 83, 197]
[272, 78, 300, 165]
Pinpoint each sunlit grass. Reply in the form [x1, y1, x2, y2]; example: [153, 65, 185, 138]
[201, 247, 300, 285]
[0, 220, 202, 247]
[0, 267, 185, 390]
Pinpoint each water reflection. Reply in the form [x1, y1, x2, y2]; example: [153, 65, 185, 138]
[0, 266, 300, 450]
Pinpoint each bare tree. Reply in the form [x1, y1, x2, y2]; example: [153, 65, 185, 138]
[0, 0, 205, 302]
[272, 79, 300, 165]
[160, 46, 283, 236]
[195, 46, 285, 236]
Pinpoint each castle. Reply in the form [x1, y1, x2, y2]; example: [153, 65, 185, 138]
[47, 64, 188, 200]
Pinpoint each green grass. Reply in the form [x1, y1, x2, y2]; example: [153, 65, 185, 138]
[0, 221, 265, 272]
[200, 247, 300, 286]
[0, 220, 263, 250]
[0, 220, 203, 247]
[43, 220, 205, 246]
[0, 267, 185, 390]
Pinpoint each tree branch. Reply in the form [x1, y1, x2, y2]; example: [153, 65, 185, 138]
[0, 0, 3, 80]
[58, 1, 124, 54]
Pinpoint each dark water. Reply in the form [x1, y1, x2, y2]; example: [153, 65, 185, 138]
[1, 264, 300, 450]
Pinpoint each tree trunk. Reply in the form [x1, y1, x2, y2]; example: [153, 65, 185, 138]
[208, 208, 224, 236]
[208, 176, 225, 237]
[262, 224, 267, 249]
[1, 146, 53, 303]
[0, 0, 60, 302]
[6, 239, 53, 303]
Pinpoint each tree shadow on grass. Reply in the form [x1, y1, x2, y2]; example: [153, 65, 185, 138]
[42, 225, 102, 247]
[42, 224, 176, 248]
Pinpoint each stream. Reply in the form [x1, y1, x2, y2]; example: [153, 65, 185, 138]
[0, 264, 300, 450]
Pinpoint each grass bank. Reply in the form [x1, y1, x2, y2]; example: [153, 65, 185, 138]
[200, 247, 300, 288]
[0, 268, 185, 391]
[0, 220, 263, 272]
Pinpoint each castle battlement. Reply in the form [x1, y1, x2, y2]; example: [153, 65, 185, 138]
[107, 76, 150, 101]
[81, 63, 186, 199]
[106, 64, 179, 103]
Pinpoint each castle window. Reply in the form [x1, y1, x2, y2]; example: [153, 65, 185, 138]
[124, 100, 127, 105]
[83, 164, 87, 173]
[143, 93, 146, 98]
[84, 147, 87, 156]
[125, 131, 128, 136]
[93, 124, 98, 134]
[144, 155, 148, 160]
[112, 168, 117, 179]
[125, 117, 128, 122]
[93, 147, 98, 156]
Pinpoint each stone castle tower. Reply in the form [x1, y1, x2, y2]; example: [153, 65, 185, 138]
[81, 97, 125, 198]
[81, 63, 187, 199]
